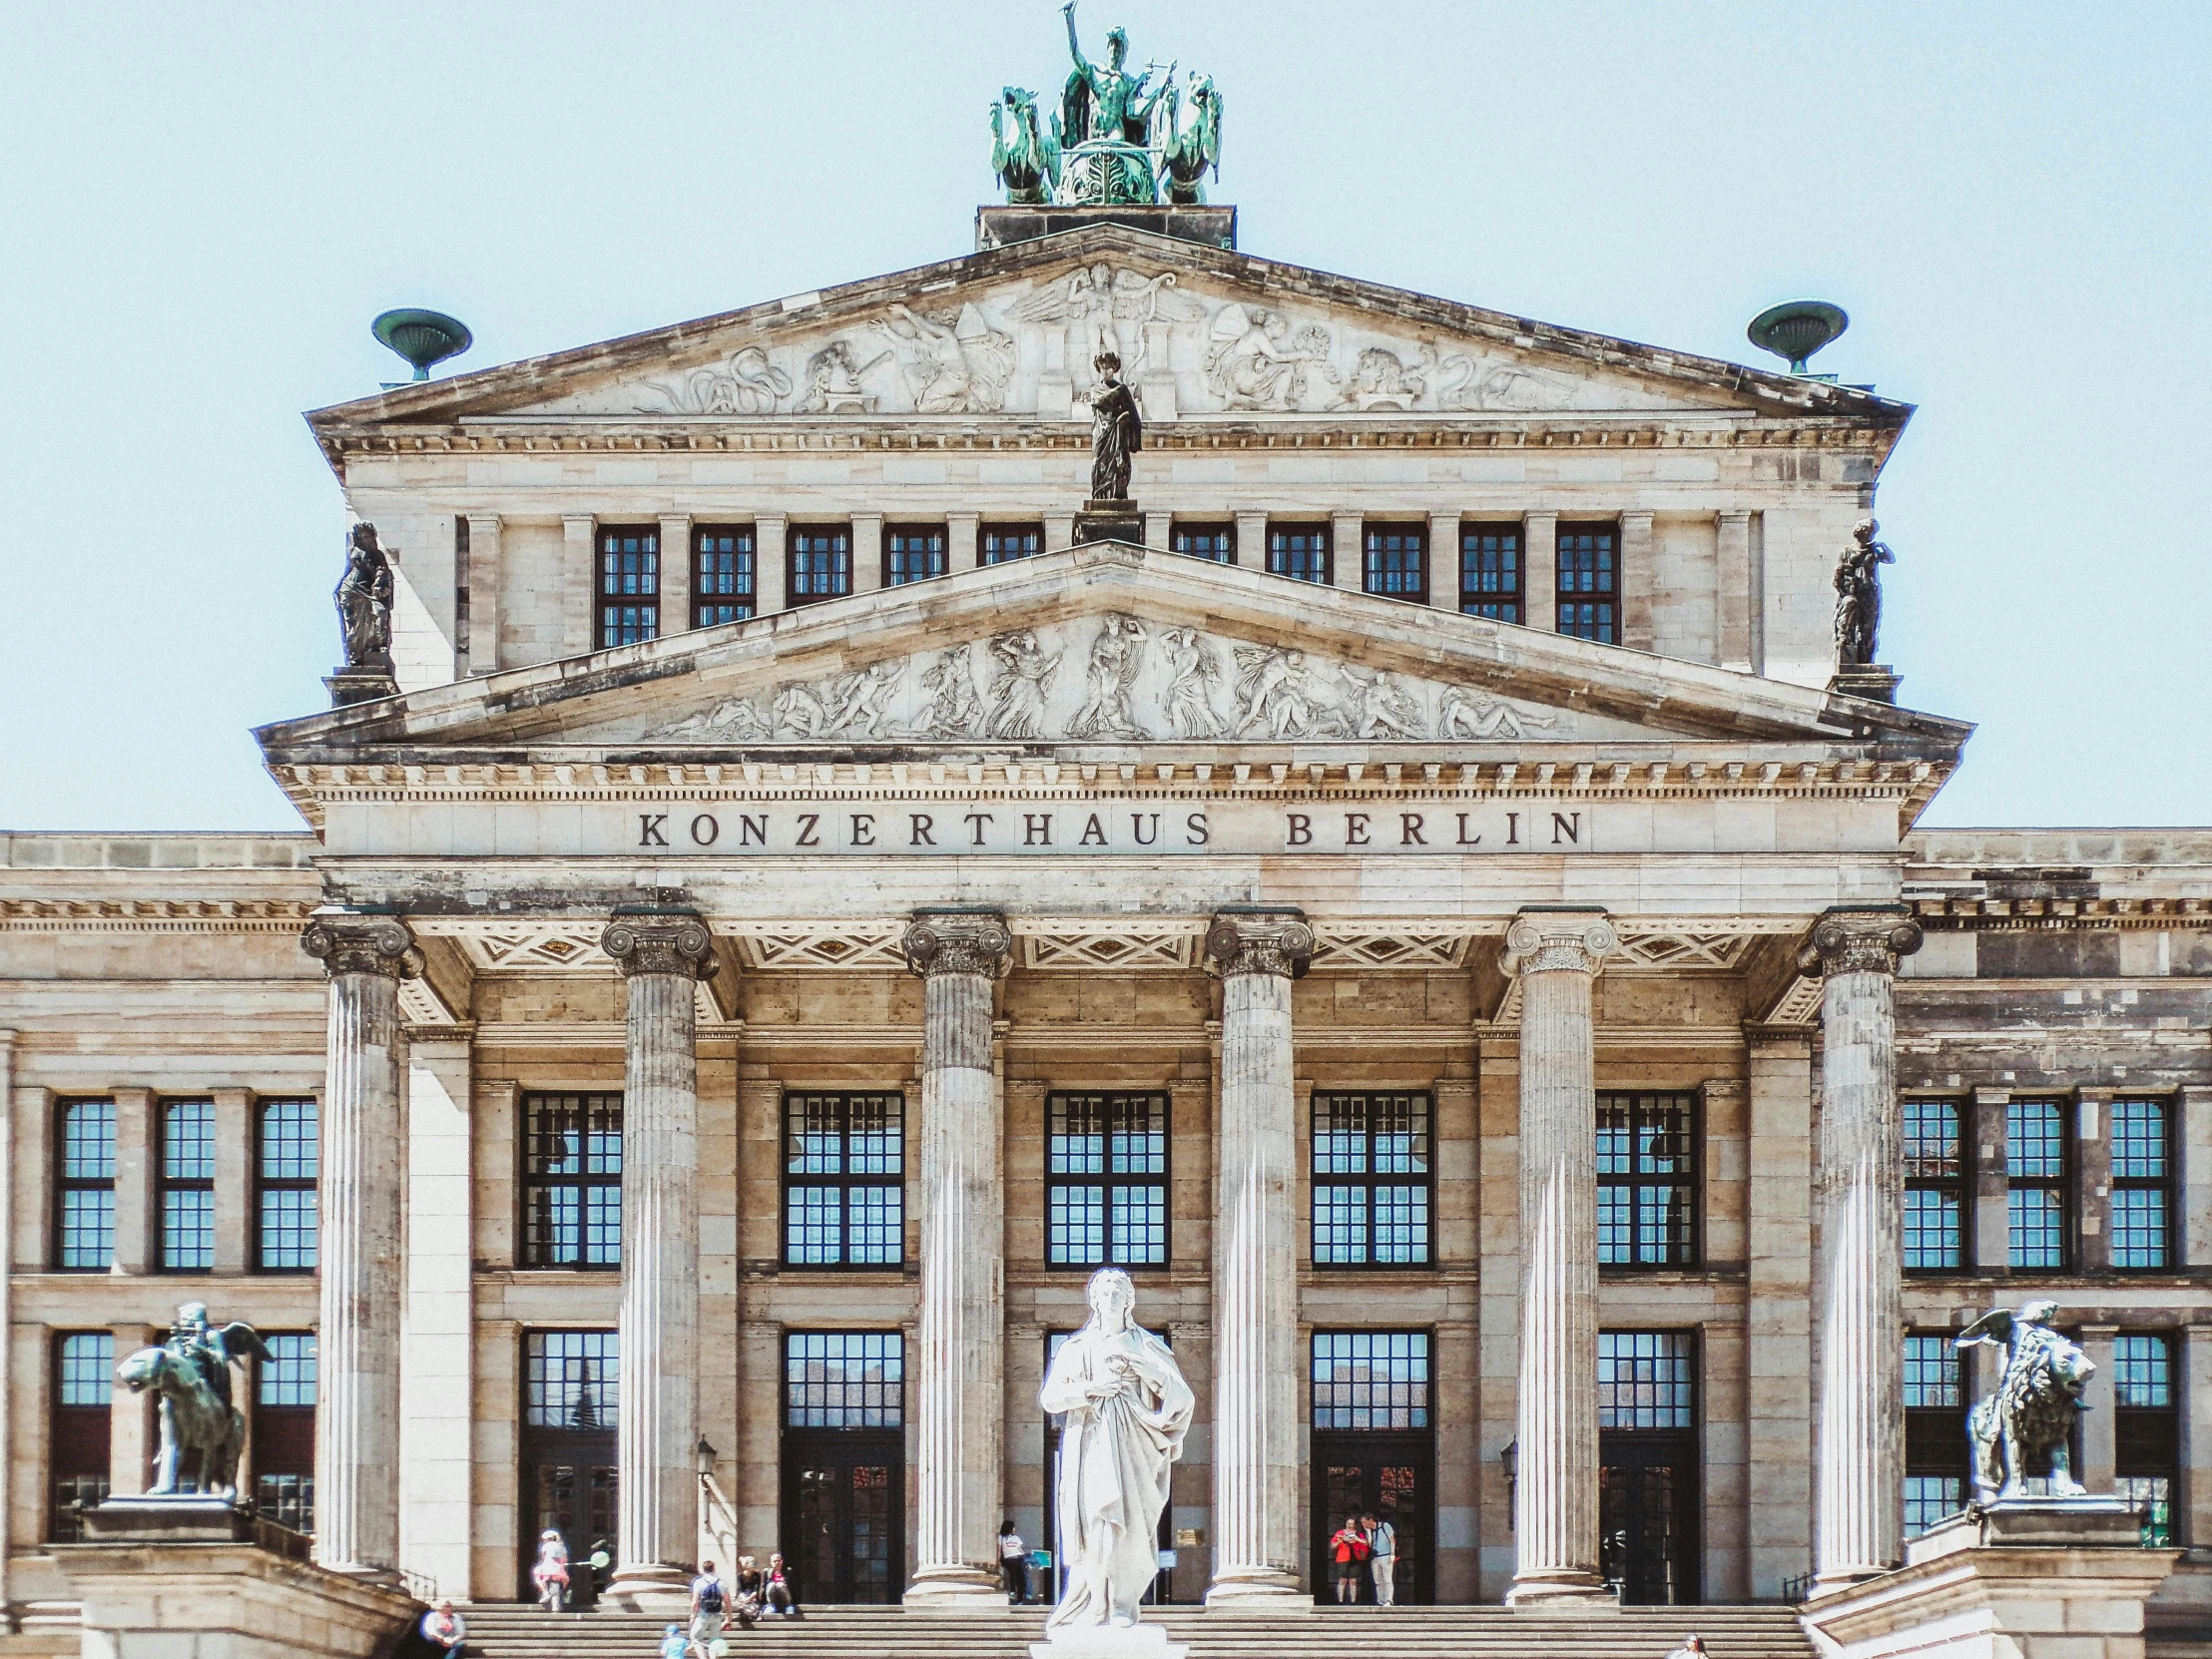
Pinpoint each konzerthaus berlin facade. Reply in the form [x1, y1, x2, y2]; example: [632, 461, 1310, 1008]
[2, 199, 2208, 1627]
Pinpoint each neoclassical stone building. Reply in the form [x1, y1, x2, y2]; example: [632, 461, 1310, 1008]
[2, 202, 2207, 1634]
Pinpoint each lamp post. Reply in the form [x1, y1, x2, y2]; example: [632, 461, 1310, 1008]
[696, 1436, 717, 1483]
[1501, 1439, 1519, 1531]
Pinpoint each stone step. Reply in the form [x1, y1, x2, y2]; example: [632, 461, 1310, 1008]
[454, 1605, 1817, 1659]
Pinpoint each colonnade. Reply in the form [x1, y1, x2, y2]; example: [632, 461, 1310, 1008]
[300, 900, 1918, 1605]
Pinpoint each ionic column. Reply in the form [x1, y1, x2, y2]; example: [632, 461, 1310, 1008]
[1503, 908, 1616, 1607]
[1804, 905, 1922, 1592]
[300, 912, 422, 1576]
[901, 910, 1013, 1610]
[1203, 909, 1312, 1609]
[602, 910, 717, 1610]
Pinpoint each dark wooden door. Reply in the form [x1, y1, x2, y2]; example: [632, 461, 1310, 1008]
[782, 1431, 903, 1604]
[1308, 1432, 1433, 1604]
[1599, 1434, 1700, 1605]
[518, 1431, 616, 1600]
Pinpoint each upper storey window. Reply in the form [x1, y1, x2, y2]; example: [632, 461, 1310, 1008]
[522, 1092, 623, 1270]
[1904, 1098, 1965, 1272]
[1047, 1091, 1168, 1270]
[160, 1099, 216, 1272]
[1460, 524, 1522, 623]
[56, 1099, 115, 1271]
[694, 526, 755, 626]
[1172, 522, 1235, 564]
[886, 524, 948, 586]
[1268, 523, 1330, 584]
[980, 523, 1044, 566]
[597, 525, 660, 647]
[1556, 523, 1618, 644]
[1363, 524, 1426, 603]
[2110, 1096, 2171, 1270]
[1597, 1092, 1696, 1268]
[2006, 1097, 2069, 1270]
[785, 1091, 904, 1268]
[258, 1098, 318, 1272]
[1312, 1091, 1431, 1267]
[790, 526, 852, 603]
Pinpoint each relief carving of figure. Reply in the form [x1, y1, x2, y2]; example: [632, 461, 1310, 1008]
[1012, 264, 1201, 378]
[1066, 613, 1150, 740]
[986, 629, 1062, 739]
[1340, 665, 1425, 740]
[1956, 1301, 2095, 1503]
[643, 346, 792, 415]
[1204, 304, 1340, 411]
[772, 681, 829, 739]
[1340, 344, 1434, 411]
[1834, 517, 1895, 667]
[820, 660, 904, 738]
[913, 645, 984, 739]
[872, 302, 1015, 413]
[657, 694, 770, 741]
[1159, 627, 1226, 737]
[793, 339, 887, 414]
[1232, 645, 1351, 739]
[1436, 685, 1556, 741]
[990, 85, 1061, 206]
[335, 523, 395, 670]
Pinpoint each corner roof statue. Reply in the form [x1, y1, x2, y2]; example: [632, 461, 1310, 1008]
[1955, 1300, 2094, 1504]
[1835, 517, 1895, 668]
[335, 521, 395, 672]
[993, 2, 1221, 208]
[116, 1302, 273, 1501]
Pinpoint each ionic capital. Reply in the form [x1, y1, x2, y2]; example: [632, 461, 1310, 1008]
[1501, 909, 1617, 978]
[1204, 910, 1314, 980]
[1798, 905, 1923, 978]
[902, 910, 1012, 979]
[602, 911, 718, 980]
[300, 913, 422, 981]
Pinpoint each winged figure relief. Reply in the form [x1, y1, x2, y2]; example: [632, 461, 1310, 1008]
[1011, 265, 1205, 376]
[1435, 686, 1556, 741]
[985, 629, 1062, 739]
[1159, 627, 1227, 738]
[873, 302, 1016, 413]
[1204, 304, 1341, 411]
[642, 346, 793, 415]
[1066, 613, 1151, 740]
[1339, 665, 1426, 740]
[655, 695, 771, 741]
[1232, 645, 1351, 739]
[913, 644, 984, 738]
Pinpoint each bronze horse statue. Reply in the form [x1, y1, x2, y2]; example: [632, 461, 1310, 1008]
[1955, 1300, 2095, 1502]
[118, 1321, 272, 1499]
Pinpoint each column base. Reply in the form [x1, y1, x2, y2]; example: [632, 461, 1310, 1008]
[605, 1564, 693, 1615]
[903, 1563, 1010, 1611]
[1505, 1570, 1618, 1609]
[1202, 1568, 1312, 1612]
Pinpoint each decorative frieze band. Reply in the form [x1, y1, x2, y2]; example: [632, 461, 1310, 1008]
[601, 912, 718, 980]
[300, 914, 422, 980]
[901, 911, 1013, 979]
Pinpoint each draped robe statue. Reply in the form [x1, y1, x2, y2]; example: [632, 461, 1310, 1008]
[1087, 350, 1142, 501]
[1039, 1269, 1193, 1634]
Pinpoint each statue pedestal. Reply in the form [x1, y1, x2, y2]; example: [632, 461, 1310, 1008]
[976, 204, 1237, 253]
[325, 667, 398, 708]
[1075, 500, 1144, 548]
[1830, 664, 1901, 704]
[1803, 1497, 2175, 1659]
[1030, 1621, 1189, 1659]
[78, 1493, 255, 1544]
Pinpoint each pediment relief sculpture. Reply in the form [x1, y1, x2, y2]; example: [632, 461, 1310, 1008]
[633, 612, 1615, 748]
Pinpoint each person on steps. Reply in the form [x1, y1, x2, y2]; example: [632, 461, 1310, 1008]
[531, 1530, 570, 1612]
[1364, 1511, 1395, 1608]
[418, 1599, 466, 1657]
[688, 1559, 730, 1658]
[1329, 1515, 1370, 1604]
[764, 1552, 802, 1617]
[999, 1519, 1028, 1604]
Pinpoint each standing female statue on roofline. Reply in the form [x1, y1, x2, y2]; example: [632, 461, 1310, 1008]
[1038, 1268, 1193, 1637]
[1087, 349, 1142, 501]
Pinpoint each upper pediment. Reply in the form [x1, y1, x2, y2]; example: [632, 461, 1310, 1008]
[308, 225, 1908, 442]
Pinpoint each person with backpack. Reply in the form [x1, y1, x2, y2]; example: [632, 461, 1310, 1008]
[1363, 1511, 1396, 1607]
[688, 1560, 730, 1657]
[1329, 1515, 1371, 1604]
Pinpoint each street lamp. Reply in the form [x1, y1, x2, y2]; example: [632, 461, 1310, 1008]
[1500, 1439, 1517, 1531]
[696, 1436, 718, 1481]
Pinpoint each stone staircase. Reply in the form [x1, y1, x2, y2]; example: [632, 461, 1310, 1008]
[458, 1604, 1818, 1659]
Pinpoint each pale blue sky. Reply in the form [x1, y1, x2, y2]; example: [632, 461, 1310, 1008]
[3, 2, 2206, 830]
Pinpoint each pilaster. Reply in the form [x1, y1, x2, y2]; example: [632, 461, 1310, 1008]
[850, 511, 884, 595]
[1619, 509, 1656, 651]
[1234, 510, 1268, 572]
[109, 1089, 154, 1277]
[1426, 511, 1461, 609]
[1716, 511, 1753, 671]
[946, 512, 981, 572]
[399, 1034, 475, 1601]
[755, 514, 788, 615]
[658, 513, 693, 633]
[1330, 511, 1363, 591]
[1972, 1087, 2012, 1274]
[1522, 511, 1558, 631]
[1044, 513, 1075, 554]
[464, 513, 502, 673]
[2076, 1088, 2113, 1274]
[211, 1088, 253, 1276]
[561, 514, 596, 655]
[1745, 1031, 1815, 1600]
[107, 1324, 159, 1498]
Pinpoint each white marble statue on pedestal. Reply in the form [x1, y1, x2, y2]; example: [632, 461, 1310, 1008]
[1034, 1269, 1194, 1658]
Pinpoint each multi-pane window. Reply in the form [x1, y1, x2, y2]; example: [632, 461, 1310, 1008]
[1046, 1092, 1168, 1269]
[50, 1333, 113, 1540]
[1597, 1332, 1695, 1429]
[790, 526, 852, 601]
[980, 523, 1044, 565]
[1312, 1332, 1430, 1430]
[255, 1334, 316, 1531]
[786, 1332, 903, 1428]
[1312, 1091, 1431, 1267]
[2007, 1097, 2069, 1270]
[1597, 1093, 1696, 1267]
[694, 526, 756, 626]
[56, 1099, 116, 1271]
[1903, 1334, 1968, 1536]
[526, 1331, 620, 1430]
[1555, 523, 1618, 643]
[160, 1098, 216, 1271]
[1904, 1098, 1965, 1272]
[258, 1098, 318, 1272]
[885, 524, 947, 586]
[596, 525, 660, 646]
[1268, 523, 1330, 584]
[1460, 524, 1522, 622]
[2110, 1097, 2171, 1271]
[784, 1092, 904, 1268]
[521, 1093, 623, 1269]
[1171, 522, 1234, 563]
[2114, 1334, 2178, 1545]
[1363, 525, 1426, 601]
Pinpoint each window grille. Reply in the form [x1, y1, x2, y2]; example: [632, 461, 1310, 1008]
[254, 1333, 316, 1531]
[784, 1092, 905, 1267]
[2110, 1097, 2171, 1270]
[1311, 1331, 1430, 1430]
[1047, 1092, 1168, 1268]
[1460, 524, 1522, 622]
[1904, 1098, 1964, 1271]
[57, 1099, 116, 1271]
[694, 526, 756, 625]
[1597, 1332, 1695, 1429]
[1267, 523, 1330, 583]
[2115, 1333, 2178, 1544]
[885, 524, 948, 585]
[1555, 523, 1618, 642]
[790, 526, 852, 600]
[526, 1331, 621, 1430]
[1312, 1092, 1431, 1267]
[596, 525, 660, 645]
[785, 1332, 903, 1428]
[1363, 525, 1426, 601]
[50, 1333, 113, 1540]
[160, 1098, 216, 1271]
[521, 1093, 623, 1269]
[979, 524, 1044, 565]
[1903, 1334, 1968, 1536]
[258, 1098, 318, 1271]
[1597, 1092, 1696, 1267]
[1171, 523, 1234, 563]
[2006, 1098, 2068, 1269]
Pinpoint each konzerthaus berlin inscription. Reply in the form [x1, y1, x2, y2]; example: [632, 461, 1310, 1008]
[3, 11, 2208, 1654]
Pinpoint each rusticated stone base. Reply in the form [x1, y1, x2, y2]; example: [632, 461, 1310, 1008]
[50, 1540, 416, 1659]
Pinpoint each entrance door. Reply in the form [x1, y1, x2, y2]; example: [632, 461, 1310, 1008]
[1310, 1434, 1433, 1604]
[519, 1434, 617, 1599]
[1596, 1329, 1702, 1605]
[782, 1433, 904, 1604]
